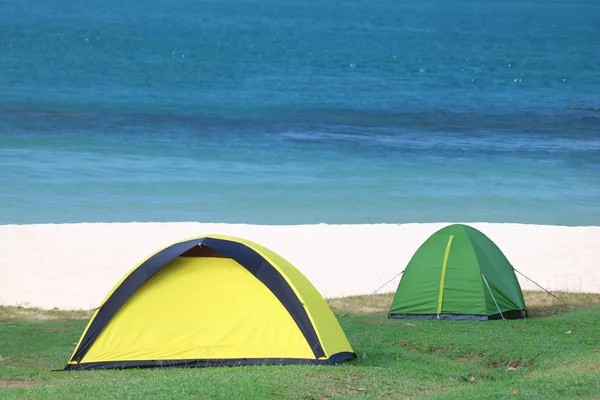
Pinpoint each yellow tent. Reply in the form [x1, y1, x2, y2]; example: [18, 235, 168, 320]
[65, 235, 355, 370]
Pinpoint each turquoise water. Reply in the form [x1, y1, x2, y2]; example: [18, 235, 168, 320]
[1, 0, 599, 225]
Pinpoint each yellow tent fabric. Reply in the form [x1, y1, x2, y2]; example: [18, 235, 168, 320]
[65, 235, 355, 370]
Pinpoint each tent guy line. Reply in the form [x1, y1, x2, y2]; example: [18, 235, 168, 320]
[513, 268, 571, 307]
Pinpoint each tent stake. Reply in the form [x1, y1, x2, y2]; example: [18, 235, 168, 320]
[482, 273, 505, 320]
[513, 268, 572, 308]
[338, 269, 405, 318]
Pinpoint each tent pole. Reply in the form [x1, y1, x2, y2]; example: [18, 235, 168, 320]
[513, 268, 572, 308]
[481, 273, 505, 320]
[437, 235, 455, 319]
[338, 269, 405, 318]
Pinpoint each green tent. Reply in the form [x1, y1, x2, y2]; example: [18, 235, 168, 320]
[388, 224, 527, 321]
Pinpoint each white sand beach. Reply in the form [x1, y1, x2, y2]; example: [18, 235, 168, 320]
[0, 222, 598, 310]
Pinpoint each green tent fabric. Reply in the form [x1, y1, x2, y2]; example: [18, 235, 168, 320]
[388, 224, 527, 320]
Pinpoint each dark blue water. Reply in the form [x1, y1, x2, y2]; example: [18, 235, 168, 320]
[1, 0, 599, 225]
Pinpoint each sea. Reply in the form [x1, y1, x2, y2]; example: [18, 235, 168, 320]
[1, 0, 599, 226]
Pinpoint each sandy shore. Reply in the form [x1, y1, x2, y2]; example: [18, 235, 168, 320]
[0, 222, 598, 310]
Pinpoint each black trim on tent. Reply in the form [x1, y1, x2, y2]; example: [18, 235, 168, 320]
[488, 309, 527, 320]
[64, 352, 357, 371]
[70, 237, 326, 366]
[387, 309, 527, 321]
[71, 238, 204, 363]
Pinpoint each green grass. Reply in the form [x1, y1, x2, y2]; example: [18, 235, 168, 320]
[1, 292, 599, 399]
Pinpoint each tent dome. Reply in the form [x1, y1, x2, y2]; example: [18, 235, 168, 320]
[388, 224, 527, 320]
[66, 235, 355, 370]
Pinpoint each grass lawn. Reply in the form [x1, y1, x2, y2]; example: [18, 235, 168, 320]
[1, 291, 599, 399]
